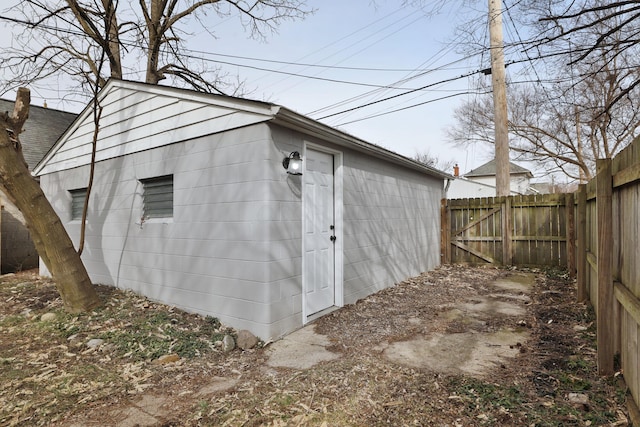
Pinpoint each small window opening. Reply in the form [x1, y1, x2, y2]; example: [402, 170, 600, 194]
[141, 175, 173, 218]
[69, 188, 87, 221]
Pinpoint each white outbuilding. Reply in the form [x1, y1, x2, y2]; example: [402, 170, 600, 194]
[35, 79, 447, 340]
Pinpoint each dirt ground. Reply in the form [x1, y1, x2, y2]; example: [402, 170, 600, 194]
[0, 265, 631, 426]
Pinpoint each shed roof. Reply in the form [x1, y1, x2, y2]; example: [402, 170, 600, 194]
[35, 79, 450, 180]
[464, 159, 533, 179]
[0, 99, 77, 171]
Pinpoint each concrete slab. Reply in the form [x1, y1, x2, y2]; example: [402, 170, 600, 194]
[383, 272, 535, 377]
[492, 273, 535, 293]
[195, 376, 239, 396]
[461, 295, 527, 317]
[383, 330, 529, 377]
[266, 324, 339, 369]
[112, 395, 167, 427]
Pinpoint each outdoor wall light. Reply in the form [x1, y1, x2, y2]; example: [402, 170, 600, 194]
[283, 151, 303, 175]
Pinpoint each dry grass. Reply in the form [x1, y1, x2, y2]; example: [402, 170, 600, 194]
[0, 265, 631, 426]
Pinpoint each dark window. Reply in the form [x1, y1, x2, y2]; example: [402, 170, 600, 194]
[69, 188, 87, 221]
[141, 175, 173, 218]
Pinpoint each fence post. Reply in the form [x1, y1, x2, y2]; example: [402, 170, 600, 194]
[502, 196, 512, 265]
[565, 192, 576, 277]
[440, 199, 450, 264]
[576, 184, 587, 302]
[596, 158, 614, 376]
[0, 205, 2, 272]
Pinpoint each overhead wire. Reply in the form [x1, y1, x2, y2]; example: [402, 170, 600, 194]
[0, 8, 598, 122]
[335, 90, 492, 126]
[309, 47, 480, 119]
[469, 9, 492, 168]
[0, 13, 471, 89]
[247, 6, 414, 90]
[315, 66, 494, 121]
[269, 10, 431, 96]
[306, 13, 491, 124]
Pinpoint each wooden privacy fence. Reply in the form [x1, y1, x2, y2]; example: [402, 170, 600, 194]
[576, 136, 640, 416]
[441, 193, 573, 268]
[441, 137, 640, 417]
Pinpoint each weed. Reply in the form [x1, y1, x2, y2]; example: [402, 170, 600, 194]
[197, 399, 210, 414]
[446, 377, 524, 413]
[565, 357, 591, 373]
[553, 371, 592, 391]
[205, 315, 221, 329]
[0, 314, 26, 327]
[542, 267, 570, 280]
[274, 393, 295, 407]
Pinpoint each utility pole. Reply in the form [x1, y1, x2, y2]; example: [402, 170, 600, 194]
[488, 0, 510, 196]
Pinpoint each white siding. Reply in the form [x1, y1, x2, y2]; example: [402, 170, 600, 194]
[271, 127, 442, 315]
[449, 175, 532, 198]
[40, 124, 301, 340]
[341, 153, 441, 303]
[37, 81, 444, 340]
[448, 178, 502, 198]
[38, 84, 272, 175]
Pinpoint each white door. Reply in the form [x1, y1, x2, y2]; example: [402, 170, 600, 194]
[304, 148, 336, 316]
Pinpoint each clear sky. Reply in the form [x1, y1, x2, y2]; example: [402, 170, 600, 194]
[191, 0, 492, 174]
[1, 0, 503, 175]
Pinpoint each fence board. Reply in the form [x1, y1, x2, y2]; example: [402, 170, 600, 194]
[576, 185, 587, 301]
[576, 135, 640, 412]
[444, 193, 567, 267]
[566, 193, 575, 276]
[596, 158, 614, 375]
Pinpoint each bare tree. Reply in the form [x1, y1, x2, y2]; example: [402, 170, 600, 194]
[0, 0, 310, 311]
[0, 88, 100, 311]
[448, 49, 640, 180]
[448, 0, 640, 180]
[1, 0, 312, 99]
[413, 149, 456, 173]
[516, 0, 640, 112]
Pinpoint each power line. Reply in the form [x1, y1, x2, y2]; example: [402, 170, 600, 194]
[192, 51, 428, 72]
[312, 46, 589, 123]
[306, 50, 480, 116]
[188, 57, 430, 90]
[265, 10, 431, 96]
[315, 68, 487, 120]
[335, 91, 491, 126]
[0, 13, 474, 91]
[0, 13, 585, 84]
[2, 8, 622, 124]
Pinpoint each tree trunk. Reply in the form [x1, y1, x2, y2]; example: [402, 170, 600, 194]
[0, 88, 100, 312]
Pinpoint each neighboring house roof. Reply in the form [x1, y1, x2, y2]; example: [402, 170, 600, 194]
[464, 159, 533, 179]
[34, 79, 451, 180]
[0, 99, 77, 171]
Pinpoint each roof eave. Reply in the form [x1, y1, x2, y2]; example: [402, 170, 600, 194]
[272, 107, 450, 180]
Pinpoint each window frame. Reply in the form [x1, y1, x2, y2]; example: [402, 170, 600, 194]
[69, 188, 87, 221]
[140, 175, 174, 219]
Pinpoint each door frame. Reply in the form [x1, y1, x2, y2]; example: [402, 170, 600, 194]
[301, 142, 344, 322]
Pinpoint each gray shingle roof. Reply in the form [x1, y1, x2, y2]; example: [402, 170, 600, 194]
[0, 99, 77, 171]
[464, 159, 533, 178]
